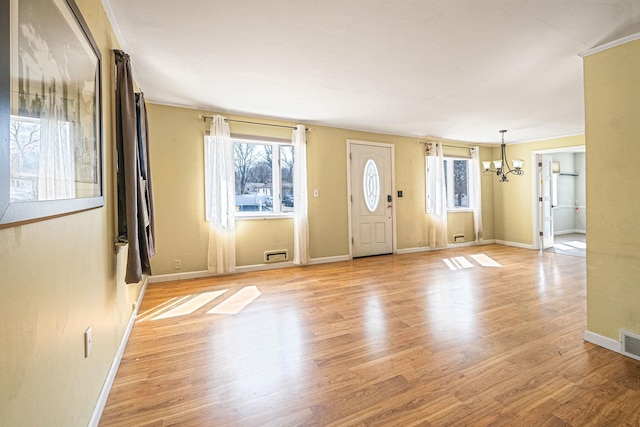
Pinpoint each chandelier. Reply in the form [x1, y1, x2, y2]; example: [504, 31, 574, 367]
[482, 130, 524, 182]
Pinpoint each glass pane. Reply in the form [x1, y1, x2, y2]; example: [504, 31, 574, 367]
[453, 160, 469, 208]
[444, 159, 469, 209]
[363, 159, 380, 212]
[234, 142, 273, 212]
[280, 145, 294, 212]
[551, 174, 558, 207]
[9, 0, 101, 204]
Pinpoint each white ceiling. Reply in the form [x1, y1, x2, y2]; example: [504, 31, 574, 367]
[103, 0, 640, 143]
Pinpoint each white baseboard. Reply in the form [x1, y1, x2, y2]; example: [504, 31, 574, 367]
[584, 330, 620, 353]
[148, 264, 296, 283]
[149, 240, 529, 284]
[89, 277, 148, 427]
[147, 255, 352, 284]
[149, 241, 531, 285]
[148, 269, 214, 283]
[554, 230, 587, 236]
[234, 256, 351, 271]
[447, 239, 496, 249]
[396, 239, 497, 255]
[396, 246, 435, 255]
[495, 239, 535, 250]
[308, 255, 351, 265]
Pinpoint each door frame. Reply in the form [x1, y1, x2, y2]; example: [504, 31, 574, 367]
[346, 139, 397, 259]
[531, 145, 585, 250]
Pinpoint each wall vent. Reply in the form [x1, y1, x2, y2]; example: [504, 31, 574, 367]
[264, 250, 289, 263]
[620, 329, 640, 361]
[453, 234, 465, 243]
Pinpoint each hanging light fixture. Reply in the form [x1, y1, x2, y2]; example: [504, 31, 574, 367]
[482, 130, 524, 182]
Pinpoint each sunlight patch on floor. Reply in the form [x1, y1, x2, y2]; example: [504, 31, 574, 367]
[554, 243, 573, 250]
[154, 290, 228, 320]
[443, 254, 502, 270]
[207, 285, 262, 315]
[137, 286, 262, 321]
[470, 254, 502, 267]
[565, 241, 586, 249]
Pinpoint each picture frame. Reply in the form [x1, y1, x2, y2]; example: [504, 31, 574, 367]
[0, 0, 103, 226]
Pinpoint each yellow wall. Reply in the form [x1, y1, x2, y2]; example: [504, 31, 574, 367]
[583, 38, 640, 339]
[0, 0, 143, 425]
[491, 134, 586, 245]
[448, 212, 475, 243]
[147, 103, 497, 275]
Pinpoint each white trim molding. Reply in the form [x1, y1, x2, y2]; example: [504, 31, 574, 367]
[148, 269, 215, 284]
[494, 240, 535, 250]
[101, 0, 126, 50]
[396, 246, 436, 255]
[584, 330, 621, 353]
[149, 240, 534, 285]
[89, 277, 148, 427]
[579, 33, 640, 58]
[396, 240, 496, 255]
[147, 255, 352, 284]
[309, 255, 351, 265]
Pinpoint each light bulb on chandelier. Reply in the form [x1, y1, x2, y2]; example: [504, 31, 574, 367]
[482, 130, 524, 182]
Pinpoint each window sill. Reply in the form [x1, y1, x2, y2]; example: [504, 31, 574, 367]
[235, 213, 294, 221]
[447, 208, 474, 213]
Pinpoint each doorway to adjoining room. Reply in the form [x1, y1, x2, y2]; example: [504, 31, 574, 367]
[533, 146, 586, 258]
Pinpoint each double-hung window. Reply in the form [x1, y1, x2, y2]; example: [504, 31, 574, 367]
[443, 158, 470, 210]
[233, 137, 294, 216]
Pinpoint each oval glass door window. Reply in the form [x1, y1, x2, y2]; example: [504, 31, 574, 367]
[363, 159, 380, 212]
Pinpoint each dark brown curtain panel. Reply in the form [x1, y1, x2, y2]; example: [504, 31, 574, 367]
[114, 50, 155, 283]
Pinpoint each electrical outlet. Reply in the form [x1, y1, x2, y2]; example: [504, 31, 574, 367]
[84, 327, 92, 358]
[174, 259, 182, 270]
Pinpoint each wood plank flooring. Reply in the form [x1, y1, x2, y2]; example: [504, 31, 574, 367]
[99, 245, 640, 426]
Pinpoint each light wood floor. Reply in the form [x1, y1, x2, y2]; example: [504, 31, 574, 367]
[99, 245, 640, 426]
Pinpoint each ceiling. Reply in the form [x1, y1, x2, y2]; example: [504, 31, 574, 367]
[103, 0, 640, 143]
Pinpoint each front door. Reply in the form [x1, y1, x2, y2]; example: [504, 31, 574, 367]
[349, 142, 393, 257]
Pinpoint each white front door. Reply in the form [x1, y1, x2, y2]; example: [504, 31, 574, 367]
[349, 142, 393, 257]
[539, 154, 554, 249]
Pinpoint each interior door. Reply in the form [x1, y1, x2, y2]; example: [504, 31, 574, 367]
[539, 154, 554, 249]
[350, 143, 393, 257]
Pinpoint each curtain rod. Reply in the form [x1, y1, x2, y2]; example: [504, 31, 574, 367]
[199, 115, 307, 131]
[422, 142, 472, 150]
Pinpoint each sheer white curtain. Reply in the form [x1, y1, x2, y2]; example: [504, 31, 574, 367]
[38, 93, 75, 200]
[292, 125, 309, 264]
[426, 143, 448, 248]
[470, 146, 483, 243]
[204, 115, 236, 274]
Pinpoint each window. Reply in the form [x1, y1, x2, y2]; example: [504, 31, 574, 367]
[233, 138, 294, 215]
[443, 158, 469, 210]
[363, 159, 380, 212]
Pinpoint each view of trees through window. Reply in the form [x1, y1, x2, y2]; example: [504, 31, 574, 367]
[443, 158, 469, 209]
[234, 140, 294, 213]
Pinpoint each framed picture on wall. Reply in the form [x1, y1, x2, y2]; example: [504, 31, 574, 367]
[0, 0, 103, 226]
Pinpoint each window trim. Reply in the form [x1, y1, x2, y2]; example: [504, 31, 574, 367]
[235, 213, 293, 221]
[232, 135, 294, 218]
